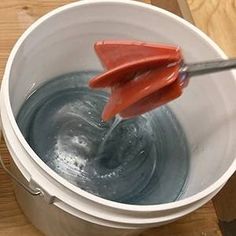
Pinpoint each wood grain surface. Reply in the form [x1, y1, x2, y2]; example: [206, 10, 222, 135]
[0, 0, 235, 235]
[187, 0, 236, 57]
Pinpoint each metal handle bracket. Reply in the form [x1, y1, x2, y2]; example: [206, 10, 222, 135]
[0, 154, 42, 196]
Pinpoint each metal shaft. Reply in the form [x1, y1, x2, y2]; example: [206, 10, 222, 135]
[182, 58, 236, 77]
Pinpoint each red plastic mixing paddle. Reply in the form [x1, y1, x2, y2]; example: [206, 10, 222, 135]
[89, 40, 186, 121]
[89, 40, 236, 121]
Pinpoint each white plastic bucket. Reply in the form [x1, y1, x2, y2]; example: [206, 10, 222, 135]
[1, 1, 236, 236]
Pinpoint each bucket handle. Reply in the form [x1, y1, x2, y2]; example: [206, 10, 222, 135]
[0, 155, 42, 196]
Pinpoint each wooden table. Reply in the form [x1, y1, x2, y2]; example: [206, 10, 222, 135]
[0, 1, 235, 235]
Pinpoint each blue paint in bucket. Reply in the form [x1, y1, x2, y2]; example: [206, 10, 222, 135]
[17, 71, 189, 204]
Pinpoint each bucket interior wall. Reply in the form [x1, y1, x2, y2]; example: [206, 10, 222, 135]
[8, 2, 236, 199]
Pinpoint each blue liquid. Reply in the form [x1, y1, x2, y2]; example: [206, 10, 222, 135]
[17, 72, 189, 205]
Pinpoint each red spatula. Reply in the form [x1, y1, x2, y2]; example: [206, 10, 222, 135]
[89, 40, 236, 121]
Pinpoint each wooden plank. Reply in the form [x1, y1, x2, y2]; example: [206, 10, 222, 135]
[151, 0, 183, 17]
[151, 0, 194, 23]
[213, 173, 236, 222]
[177, 0, 195, 23]
[187, 0, 236, 57]
[219, 220, 236, 236]
[137, 0, 152, 3]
